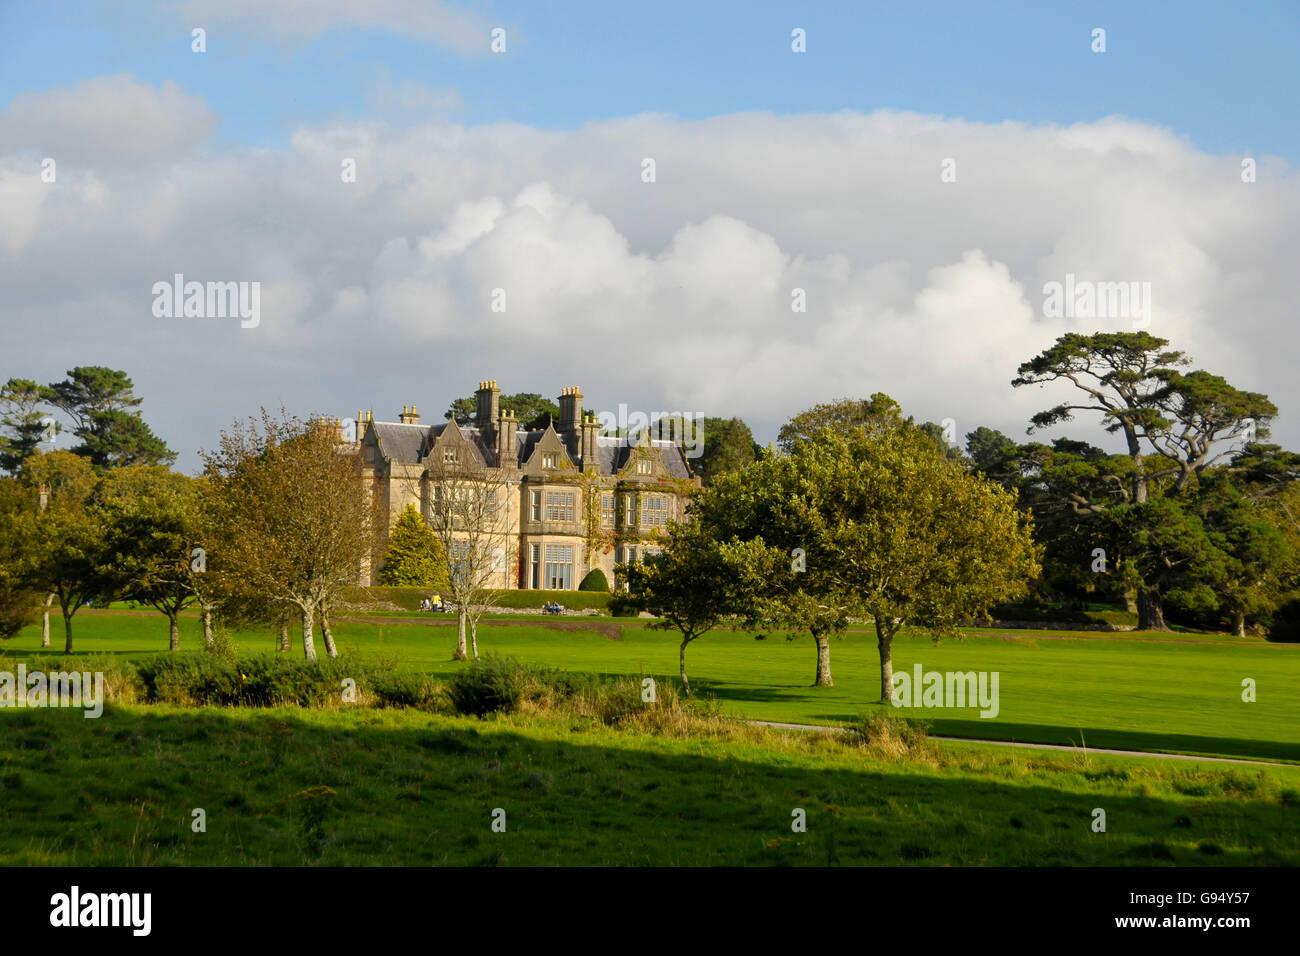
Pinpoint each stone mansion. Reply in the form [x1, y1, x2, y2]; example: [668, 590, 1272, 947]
[348, 380, 701, 590]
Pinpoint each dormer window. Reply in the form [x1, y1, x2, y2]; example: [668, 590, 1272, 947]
[443, 449, 458, 463]
[543, 453, 557, 468]
[636, 459, 652, 475]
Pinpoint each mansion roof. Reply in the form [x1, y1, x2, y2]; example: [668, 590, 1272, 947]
[368, 420, 694, 479]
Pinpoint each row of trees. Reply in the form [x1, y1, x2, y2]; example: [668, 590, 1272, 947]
[618, 331, 1300, 696]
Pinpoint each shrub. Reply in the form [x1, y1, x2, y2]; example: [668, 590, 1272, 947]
[371, 671, 443, 711]
[578, 568, 609, 592]
[445, 655, 532, 717]
[136, 654, 360, 708]
[849, 711, 932, 759]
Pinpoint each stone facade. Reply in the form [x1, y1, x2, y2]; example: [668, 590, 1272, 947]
[346, 381, 700, 590]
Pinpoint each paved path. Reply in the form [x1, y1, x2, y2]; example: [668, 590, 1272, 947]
[748, 720, 1294, 769]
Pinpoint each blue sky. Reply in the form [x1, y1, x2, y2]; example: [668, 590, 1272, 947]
[2, 1, 1296, 158]
[3, 1, 1298, 468]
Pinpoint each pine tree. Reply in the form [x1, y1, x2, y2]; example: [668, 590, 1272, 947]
[378, 504, 452, 589]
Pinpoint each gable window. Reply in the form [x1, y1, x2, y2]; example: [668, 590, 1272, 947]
[642, 496, 668, 528]
[544, 544, 574, 590]
[443, 449, 459, 463]
[545, 491, 575, 521]
[636, 459, 652, 475]
[531, 490, 542, 521]
[542, 453, 557, 468]
[600, 494, 615, 528]
[364, 446, 376, 463]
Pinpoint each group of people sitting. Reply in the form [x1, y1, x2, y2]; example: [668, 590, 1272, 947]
[541, 601, 566, 615]
[419, 594, 448, 612]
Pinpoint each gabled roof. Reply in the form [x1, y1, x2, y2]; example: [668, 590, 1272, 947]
[371, 422, 428, 465]
[368, 420, 693, 478]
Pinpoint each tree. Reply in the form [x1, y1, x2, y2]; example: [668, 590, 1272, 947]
[691, 443, 860, 686]
[0, 379, 55, 475]
[1012, 333, 1270, 629]
[45, 367, 175, 470]
[0, 479, 41, 638]
[965, 426, 1019, 476]
[203, 411, 375, 660]
[422, 454, 516, 660]
[96, 467, 206, 650]
[377, 504, 451, 589]
[1013, 332, 1187, 505]
[803, 426, 1039, 702]
[618, 519, 778, 695]
[690, 417, 760, 484]
[777, 394, 904, 452]
[446, 392, 559, 431]
[19, 451, 111, 653]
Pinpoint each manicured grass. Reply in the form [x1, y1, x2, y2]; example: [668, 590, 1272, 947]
[2, 703, 1297, 866]
[7, 611, 1299, 762]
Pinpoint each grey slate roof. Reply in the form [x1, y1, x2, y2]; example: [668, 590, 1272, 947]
[371, 421, 692, 478]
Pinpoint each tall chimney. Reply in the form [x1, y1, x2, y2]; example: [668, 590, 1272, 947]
[496, 407, 518, 466]
[581, 410, 600, 471]
[557, 385, 582, 458]
[400, 404, 420, 425]
[476, 379, 500, 438]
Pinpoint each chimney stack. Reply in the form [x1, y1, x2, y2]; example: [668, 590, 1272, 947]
[581, 410, 600, 471]
[557, 385, 583, 459]
[476, 379, 500, 439]
[496, 407, 518, 466]
[400, 405, 420, 425]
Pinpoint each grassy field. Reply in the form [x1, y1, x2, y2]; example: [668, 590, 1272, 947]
[6, 610, 1299, 762]
[3, 702, 1298, 866]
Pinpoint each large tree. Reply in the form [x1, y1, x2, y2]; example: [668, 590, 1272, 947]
[421, 454, 515, 660]
[777, 394, 905, 452]
[203, 411, 375, 660]
[1013, 333, 1271, 628]
[617, 518, 777, 694]
[19, 451, 111, 653]
[45, 367, 175, 470]
[812, 426, 1039, 702]
[0, 479, 41, 638]
[97, 466, 206, 650]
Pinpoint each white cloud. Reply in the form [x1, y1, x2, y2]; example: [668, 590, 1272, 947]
[3, 82, 1298, 468]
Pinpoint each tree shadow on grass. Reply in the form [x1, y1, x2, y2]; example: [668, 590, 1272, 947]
[2, 705, 1296, 867]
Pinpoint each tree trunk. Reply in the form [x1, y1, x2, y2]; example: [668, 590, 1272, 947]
[1122, 589, 1137, 614]
[202, 607, 214, 651]
[469, 617, 479, 660]
[278, 617, 290, 653]
[168, 612, 180, 651]
[679, 636, 692, 697]
[1232, 609, 1246, 638]
[1137, 588, 1167, 631]
[320, 604, 338, 658]
[811, 630, 833, 687]
[876, 619, 895, 703]
[63, 607, 74, 654]
[454, 609, 469, 660]
[41, 593, 53, 648]
[301, 605, 318, 661]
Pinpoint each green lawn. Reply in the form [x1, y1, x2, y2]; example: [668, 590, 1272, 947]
[3, 703, 1297, 866]
[7, 610, 1299, 762]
